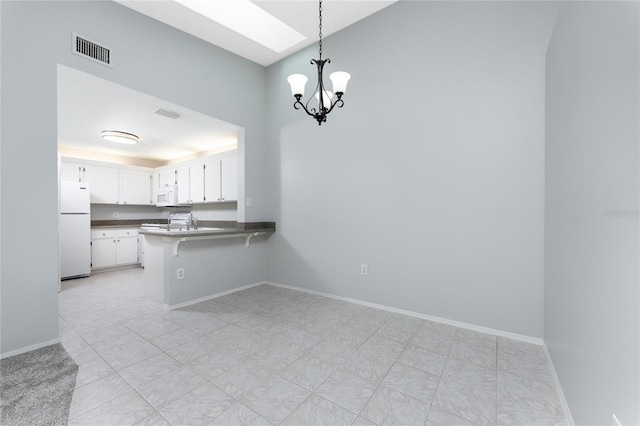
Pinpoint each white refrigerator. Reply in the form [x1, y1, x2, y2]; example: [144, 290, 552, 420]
[60, 182, 91, 279]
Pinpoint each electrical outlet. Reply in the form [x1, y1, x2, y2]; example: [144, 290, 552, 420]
[360, 264, 368, 276]
[246, 197, 252, 208]
[176, 268, 185, 280]
[113, 211, 119, 218]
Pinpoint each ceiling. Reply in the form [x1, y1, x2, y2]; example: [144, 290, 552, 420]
[58, 1, 397, 163]
[57, 65, 240, 163]
[114, 0, 397, 66]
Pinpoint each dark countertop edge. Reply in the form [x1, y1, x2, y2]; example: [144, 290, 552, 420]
[92, 220, 275, 231]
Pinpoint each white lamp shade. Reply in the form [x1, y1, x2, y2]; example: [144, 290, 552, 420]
[329, 71, 351, 94]
[287, 74, 308, 96]
[315, 90, 334, 110]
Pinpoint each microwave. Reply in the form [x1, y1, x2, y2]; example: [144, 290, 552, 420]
[155, 185, 179, 206]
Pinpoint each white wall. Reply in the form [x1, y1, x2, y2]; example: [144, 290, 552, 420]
[0, 1, 267, 355]
[545, 3, 640, 424]
[264, 1, 556, 338]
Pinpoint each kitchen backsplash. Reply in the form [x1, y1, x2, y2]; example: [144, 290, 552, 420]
[190, 203, 238, 221]
[90, 202, 237, 221]
[91, 204, 165, 220]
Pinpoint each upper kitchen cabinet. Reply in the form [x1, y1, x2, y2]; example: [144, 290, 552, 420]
[190, 164, 205, 203]
[204, 153, 237, 203]
[120, 170, 152, 205]
[170, 151, 237, 204]
[83, 164, 119, 204]
[220, 155, 238, 202]
[178, 163, 205, 204]
[60, 158, 152, 205]
[155, 168, 176, 189]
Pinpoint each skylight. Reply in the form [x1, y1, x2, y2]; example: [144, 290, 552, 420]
[174, 0, 306, 53]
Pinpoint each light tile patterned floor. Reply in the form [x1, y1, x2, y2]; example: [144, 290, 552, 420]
[59, 268, 567, 425]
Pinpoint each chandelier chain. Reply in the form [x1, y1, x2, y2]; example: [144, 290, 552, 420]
[318, 0, 323, 59]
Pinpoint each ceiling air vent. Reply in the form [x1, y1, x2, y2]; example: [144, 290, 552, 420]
[72, 32, 112, 67]
[154, 109, 181, 120]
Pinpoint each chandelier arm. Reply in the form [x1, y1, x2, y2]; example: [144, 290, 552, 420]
[294, 95, 324, 121]
[293, 98, 315, 116]
[324, 97, 344, 115]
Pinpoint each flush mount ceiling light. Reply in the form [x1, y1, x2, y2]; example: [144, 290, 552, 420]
[287, 0, 351, 126]
[101, 130, 139, 145]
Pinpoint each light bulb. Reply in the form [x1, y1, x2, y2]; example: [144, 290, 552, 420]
[315, 90, 334, 110]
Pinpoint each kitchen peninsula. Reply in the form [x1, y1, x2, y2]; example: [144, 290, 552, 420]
[140, 222, 275, 307]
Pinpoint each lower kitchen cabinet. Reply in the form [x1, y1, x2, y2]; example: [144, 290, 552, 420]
[91, 228, 140, 269]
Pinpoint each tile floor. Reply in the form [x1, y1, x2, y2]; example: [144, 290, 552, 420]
[59, 268, 568, 425]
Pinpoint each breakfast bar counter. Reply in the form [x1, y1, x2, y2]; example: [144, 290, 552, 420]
[141, 222, 275, 307]
[140, 222, 275, 255]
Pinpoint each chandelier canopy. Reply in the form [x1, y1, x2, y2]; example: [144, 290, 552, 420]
[287, 0, 351, 126]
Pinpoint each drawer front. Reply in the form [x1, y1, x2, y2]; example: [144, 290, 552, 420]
[116, 228, 138, 238]
[92, 229, 115, 239]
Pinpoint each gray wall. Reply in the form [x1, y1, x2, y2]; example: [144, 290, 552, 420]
[0, 1, 267, 355]
[265, 1, 556, 338]
[545, 3, 640, 425]
[146, 236, 268, 307]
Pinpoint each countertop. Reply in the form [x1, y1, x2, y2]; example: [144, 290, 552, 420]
[92, 220, 275, 238]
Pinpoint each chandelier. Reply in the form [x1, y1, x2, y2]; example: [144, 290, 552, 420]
[287, 0, 351, 126]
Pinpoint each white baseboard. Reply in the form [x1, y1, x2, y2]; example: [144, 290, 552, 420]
[166, 281, 268, 310]
[0, 338, 62, 360]
[265, 281, 544, 345]
[543, 343, 575, 425]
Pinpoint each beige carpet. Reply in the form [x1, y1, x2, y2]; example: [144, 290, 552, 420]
[1, 343, 78, 426]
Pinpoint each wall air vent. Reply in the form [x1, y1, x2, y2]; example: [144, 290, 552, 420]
[72, 32, 112, 67]
[154, 109, 181, 120]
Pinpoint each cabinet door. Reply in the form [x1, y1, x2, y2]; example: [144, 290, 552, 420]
[116, 237, 139, 265]
[92, 238, 117, 268]
[120, 170, 151, 205]
[220, 156, 238, 202]
[190, 163, 205, 203]
[157, 169, 176, 188]
[177, 165, 191, 203]
[60, 161, 83, 183]
[204, 160, 221, 202]
[84, 165, 119, 204]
